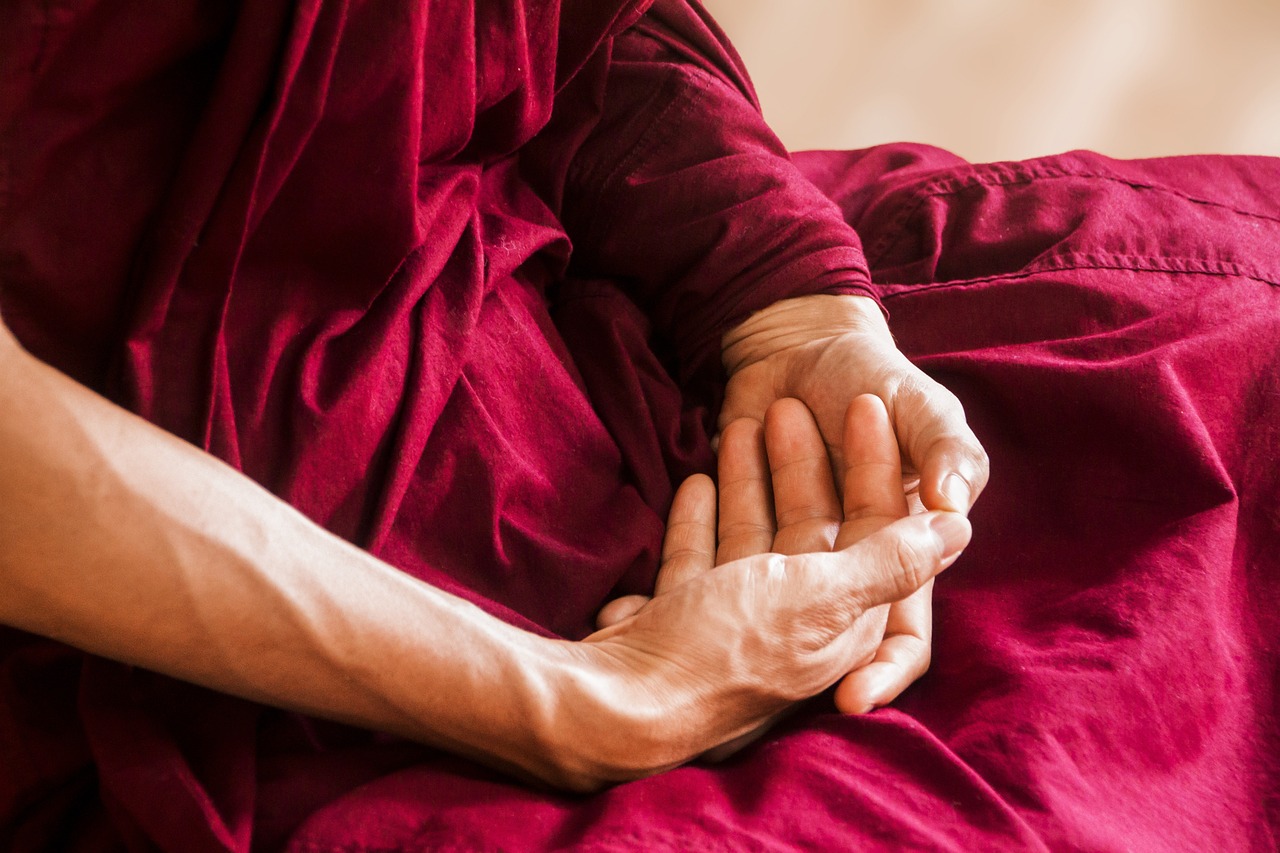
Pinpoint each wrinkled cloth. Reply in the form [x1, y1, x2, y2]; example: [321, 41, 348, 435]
[1, 0, 1278, 850]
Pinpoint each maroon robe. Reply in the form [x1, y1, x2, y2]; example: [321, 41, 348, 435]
[2, 0, 1278, 849]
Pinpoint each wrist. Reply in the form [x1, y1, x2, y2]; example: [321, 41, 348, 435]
[721, 294, 888, 376]
[379, 622, 677, 792]
[528, 639, 687, 790]
[355, 605, 602, 788]
[533, 633, 776, 790]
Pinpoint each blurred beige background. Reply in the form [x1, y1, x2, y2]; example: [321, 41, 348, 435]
[702, 0, 1280, 162]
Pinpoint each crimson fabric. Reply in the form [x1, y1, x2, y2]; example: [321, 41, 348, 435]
[1, 1, 1278, 851]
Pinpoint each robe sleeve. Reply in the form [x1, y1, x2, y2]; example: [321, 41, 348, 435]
[547, 0, 876, 383]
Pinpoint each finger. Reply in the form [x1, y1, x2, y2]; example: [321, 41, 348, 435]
[889, 374, 990, 516]
[595, 594, 651, 630]
[805, 511, 969, 616]
[718, 363, 777, 435]
[599, 473, 718, 628]
[716, 418, 776, 565]
[837, 394, 910, 549]
[655, 474, 717, 595]
[833, 581, 933, 713]
[764, 398, 841, 555]
[918, 435, 989, 515]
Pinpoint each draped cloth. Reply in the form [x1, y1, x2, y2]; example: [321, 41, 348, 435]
[1, 0, 1277, 849]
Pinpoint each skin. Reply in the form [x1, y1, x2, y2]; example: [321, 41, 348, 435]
[576, 391, 970, 779]
[717, 293, 990, 710]
[598, 394, 933, 759]
[0, 300, 973, 791]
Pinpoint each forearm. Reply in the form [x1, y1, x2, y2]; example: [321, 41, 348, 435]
[0, 327, 608, 788]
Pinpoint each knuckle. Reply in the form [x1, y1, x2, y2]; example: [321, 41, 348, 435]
[972, 446, 992, 485]
[719, 520, 774, 539]
[901, 370, 951, 408]
[895, 636, 932, 680]
[892, 537, 935, 595]
[721, 416, 762, 443]
[664, 519, 706, 543]
[661, 546, 704, 565]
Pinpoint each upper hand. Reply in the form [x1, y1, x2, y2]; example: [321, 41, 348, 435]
[720, 293, 989, 515]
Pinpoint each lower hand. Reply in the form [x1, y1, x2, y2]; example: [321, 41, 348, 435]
[579, 397, 970, 781]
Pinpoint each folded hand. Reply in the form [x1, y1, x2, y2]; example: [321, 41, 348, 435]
[580, 395, 969, 780]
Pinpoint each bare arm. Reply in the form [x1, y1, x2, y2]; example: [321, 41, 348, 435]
[0, 317, 966, 790]
[0, 318, 598, 787]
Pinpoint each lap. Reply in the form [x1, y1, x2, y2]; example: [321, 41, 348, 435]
[287, 149, 1280, 850]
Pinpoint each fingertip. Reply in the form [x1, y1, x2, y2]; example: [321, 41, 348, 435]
[834, 693, 874, 716]
[833, 672, 882, 715]
[719, 417, 764, 455]
[595, 595, 650, 630]
[845, 393, 888, 425]
[764, 396, 809, 423]
[836, 663, 913, 715]
[841, 393, 891, 452]
[927, 510, 972, 563]
[670, 472, 717, 520]
[682, 472, 716, 493]
[919, 441, 990, 515]
[762, 398, 819, 453]
[837, 699, 875, 716]
[919, 460, 962, 510]
[938, 472, 972, 514]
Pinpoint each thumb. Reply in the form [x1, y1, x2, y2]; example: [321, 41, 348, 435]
[917, 434, 989, 516]
[838, 511, 971, 612]
[889, 374, 989, 515]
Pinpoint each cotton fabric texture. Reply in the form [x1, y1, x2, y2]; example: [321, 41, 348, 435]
[1, 0, 1277, 850]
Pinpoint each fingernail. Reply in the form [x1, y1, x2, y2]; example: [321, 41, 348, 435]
[941, 473, 972, 514]
[929, 511, 971, 561]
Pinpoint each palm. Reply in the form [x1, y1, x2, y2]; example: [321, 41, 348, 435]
[719, 294, 986, 515]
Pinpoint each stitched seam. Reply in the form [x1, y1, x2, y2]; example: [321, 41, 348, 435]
[947, 160, 1280, 224]
[584, 66, 685, 192]
[1036, 250, 1280, 284]
[878, 252, 1280, 299]
[864, 159, 1280, 270]
[607, 75, 698, 191]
